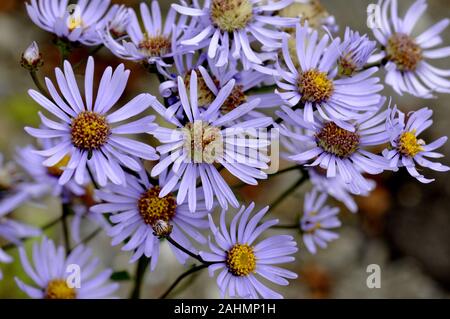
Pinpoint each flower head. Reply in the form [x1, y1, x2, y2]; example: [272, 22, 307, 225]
[15, 237, 118, 298]
[90, 170, 209, 270]
[276, 24, 383, 125]
[21, 41, 43, 71]
[25, 57, 159, 187]
[338, 28, 376, 76]
[300, 189, 341, 254]
[200, 203, 298, 299]
[173, 0, 297, 68]
[26, 0, 116, 45]
[150, 72, 272, 212]
[372, 0, 450, 98]
[384, 106, 449, 183]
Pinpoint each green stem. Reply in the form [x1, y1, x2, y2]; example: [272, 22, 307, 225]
[130, 257, 151, 299]
[29, 71, 50, 99]
[61, 202, 71, 253]
[159, 264, 209, 299]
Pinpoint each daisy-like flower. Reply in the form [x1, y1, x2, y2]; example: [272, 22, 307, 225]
[276, 24, 383, 125]
[384, 107, 449, 183]
[15, 237, 118, 299]
[26, 0, 118, 46]
[90, 170, 209, 270]
[25, 56, 159, 187]
[300, 189, 341, 254]
[172, 0, 298, 68]
[150, 72, 272, 212]
[102, 1, 180, 74]
[338, 27, 377, 76]
[200, 203, 298, 299]
[372, 0, 450, 98]
[277, 99, 391, 193]
[159, 53, 282, 120]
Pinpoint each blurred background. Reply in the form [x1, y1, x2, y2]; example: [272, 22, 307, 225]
[0, 0, 449, 298]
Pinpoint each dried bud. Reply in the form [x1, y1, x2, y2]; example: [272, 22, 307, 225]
[152, 219, 173, 238]
[21, 41, 43, 71]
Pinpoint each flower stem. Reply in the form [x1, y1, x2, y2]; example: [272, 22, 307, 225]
[130, 257, 151, 299]
[165, 235, 209, 264]
[270, 170, 309, 210]
[61, 202, 71, 253]
[29, 70, 50, 99]
[159, 264, 209, 299]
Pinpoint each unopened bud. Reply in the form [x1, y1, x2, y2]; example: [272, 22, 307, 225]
[21, 41, 43, 70]
[152, 219, 173, 238]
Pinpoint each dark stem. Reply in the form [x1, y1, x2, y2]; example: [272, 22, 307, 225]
[86, 165, 99, 189]
[270, 171, 309, 210]
[165, 235, 209, 264]
[271, 223, 300, 229]
[29, 71, 50, 99]
[159, 264, 209, 299]
[130, 257, 151, 299]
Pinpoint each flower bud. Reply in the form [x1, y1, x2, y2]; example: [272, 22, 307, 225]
[152, 219, 173, 238]
[21, 41, 43, 71]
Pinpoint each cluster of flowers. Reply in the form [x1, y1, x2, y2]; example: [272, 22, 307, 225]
[0, 0, 449, 299]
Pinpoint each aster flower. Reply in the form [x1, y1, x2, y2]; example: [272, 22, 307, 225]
[26, 0, 118, 46]
[90, 170, 209, 270]
[102, 1, 180, 74]
[277, 99, 391, 193]
[372, 0, 450, 98]
[200, 203, 298, 299]
[172, 0, 298, 68]
[15, 237, 118, 298]
[338, 27, 377, 76]
[159, 53, 282, 121]
[150, 72, 272, 212]
[104, 4, 130, 38]
[300, 189, 341, 254]
[276, 24, 383, 125]
[384, 107, 449, 183]
[25, 56, 159, 187]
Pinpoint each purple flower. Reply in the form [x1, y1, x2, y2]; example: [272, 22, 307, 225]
[372, 0, 450, 98]
[90, 170, 209, 270]
[150, 72, 272, 212]
[277, 99, 391, 193]
[15, 237, 118, 298]
[26, 0, 116, 46]
[338, 27, 377, 76]
[200, 203, 298, 299]
[172, 0, 297, 68]
[276, 24, 383, 125]
[384, 106, 449, 183]
[102, 1, 180, 74]
[25, 57, 159, 187]
[301, 189, 341, 254]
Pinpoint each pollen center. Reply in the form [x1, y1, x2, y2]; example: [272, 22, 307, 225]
[221, 84, 247, 114]
[67, 16, 84, 31]
[71, 111, 110, 151]
[397, 130, 424, 157]
[45, 279, 76, 299]
[316, 122, 359, 157]
[226, 244, 256, 276]
[298, 69, 334, 103]
[138, 186, 176, 226]
[183, 121, 223, 163]
[386, 33, 422, 72]
[139, 34, 172, 57]
[47, 155, 71, 177]
[210, 0, 253, 32]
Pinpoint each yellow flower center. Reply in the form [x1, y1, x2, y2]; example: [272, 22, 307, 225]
[397, 130, 425, 157]
[298, 69, 334, 103]
[138, 186, 176, 227]
[71, 111, 110, 151]
[210, 0, 253, 32]
[184, 70, 219, 107]
[45, 279, 76, 299]
[226, 244, 256, 276]
[386, 33, 423, 72]
[67, 16, 84, 31]
[183, 121, 223, 163]
[316, 122, 360, 158]
[47, 155, 71, 177]
[138, 34, 172, 57]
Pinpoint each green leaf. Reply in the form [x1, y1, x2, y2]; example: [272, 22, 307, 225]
[110, 271, 131, 281]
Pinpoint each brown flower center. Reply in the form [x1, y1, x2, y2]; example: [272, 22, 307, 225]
[71, 112, 110, 151]
[184, 70, 219, 107]
[138, 35, 172, 57]
[386, 33, 422, 72]
[221, 84, 247, 114]
[316, 122, 360, 158]
[138, 186, 176, 227]
[183, 121, 223, 163]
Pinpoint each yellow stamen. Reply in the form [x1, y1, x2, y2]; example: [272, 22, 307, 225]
[71, 112, 110, 151]
[45, 279, 76, 299]
[298, 69, 334, 103]
[138, 186, 176, 227]
[398, 130, 425, 157]
[226, 244, 256, 276]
